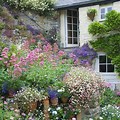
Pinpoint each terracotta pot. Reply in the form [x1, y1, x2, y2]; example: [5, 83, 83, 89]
[43, 98, 49, 109]
[50, 97, 58, 106]
[61, 97, 68, 103]
[8, 90, 15, 98]
[28, 101, 37, 112]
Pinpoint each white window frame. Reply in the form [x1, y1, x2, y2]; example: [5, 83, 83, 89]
[95, 53, 115, 75]
[100, 5, 112, 21]
[65, 9, 79, 47]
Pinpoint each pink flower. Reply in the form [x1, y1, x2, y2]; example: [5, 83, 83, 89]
[104, 82, 111, 88]
[31, 39, 36, 43]
[0, 58, 3, 60]
[116, 91, 120, 96]
[53, 43, 59, 52]
[3, 47, 9, 52]
[4, 101, 8, 104]
[69, 53, 76, 58]
[74, 59, 79, 65]
[21, 113, 26, 116]
[40, 61, 44, 66]
[58, 50, 65, 57]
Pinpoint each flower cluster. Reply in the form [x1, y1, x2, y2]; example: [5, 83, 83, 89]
[48, 106, 64, 120]
[6, 0, 55, 16]
[14, 87, 46, 103]
[70, 43, 97, 66]
[64, 66, 104, 108]
[100, 105, 120, 119]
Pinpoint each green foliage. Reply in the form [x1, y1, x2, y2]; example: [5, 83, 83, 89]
[100, 87, 119, 107]
[100, 105, 120, 120]
[105, 10, 120, 32]
[88, 10, 120, 75]
[0, 22, 5, 30]
[88, 21, 107, 35]
[6, 0, 55, 16]
[87, 8, 97, 14]
[0, 69, 11, 93]
[24, 60, 70, 89]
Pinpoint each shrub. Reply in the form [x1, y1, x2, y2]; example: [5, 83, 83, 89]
[64, 66, 104, 108]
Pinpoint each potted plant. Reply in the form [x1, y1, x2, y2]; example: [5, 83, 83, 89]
[87, 8, 97, 21]
[14, 87, 45, 113]
[48, 89, 58, 106]
[58, 84, 71, 103]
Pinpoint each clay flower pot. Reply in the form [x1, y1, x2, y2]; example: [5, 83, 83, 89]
[50, 97, 58, 106]
[43, 98, 49, 109]
[28, 101, 37, 112]
[61, 96, 68, 103]
[8, 90, 15, 98]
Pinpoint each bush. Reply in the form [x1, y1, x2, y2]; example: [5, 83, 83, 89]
[64, 66, 104, 108]
[6, 0, 55, 16]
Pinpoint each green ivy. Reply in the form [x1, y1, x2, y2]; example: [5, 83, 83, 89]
[88, 10, 120, 75]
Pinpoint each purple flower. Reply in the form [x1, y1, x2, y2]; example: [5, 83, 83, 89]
[26, 25, 40, 35]
[116, 91, 120, 96]
[48, 89, 58, 99]
[70, 43, 97, 65]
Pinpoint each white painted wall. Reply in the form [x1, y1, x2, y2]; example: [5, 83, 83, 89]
[78, 1, 120, 46]
[59, 1, 120, 88]
[78, 1, 120, 88]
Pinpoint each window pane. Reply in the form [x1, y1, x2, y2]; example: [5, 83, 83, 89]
[73, 11, 77, 17]
[67, 17, 72, 23]
[99, 56, 106, 63]
[73, 38, 78, 44]
[73, 25, 77, 30]
[68, 38, 72, 44]
[107, 7, 112, 12]
[100, 65, 106, 72]
[68, 31, 72, 37]
[107, 57, 112, 63]
[101, 14, 105, 19]
[107, 65, 114, 72]
[68, 24, 72, 30]
[67, 10, 72, 16]
[73, 31, 77, 37]
[101, 8, 105, 13]
[73, 18, 77, 23]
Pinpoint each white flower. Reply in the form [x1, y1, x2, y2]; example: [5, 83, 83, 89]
[48, 108, 51, 111]
[89, 118, 93, 120]
[99, 117, 103, 119]
[56, 107, 61, 110]
[52, 111, 57, 115]
[10, 116, 14, 120]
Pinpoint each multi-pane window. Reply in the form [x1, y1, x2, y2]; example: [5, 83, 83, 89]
[99, 55, 114, 72]
[67, 10, 78, 45]
[100, 6, 112, 20]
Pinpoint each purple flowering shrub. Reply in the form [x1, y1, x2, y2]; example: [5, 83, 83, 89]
[70, 43, 97, 66]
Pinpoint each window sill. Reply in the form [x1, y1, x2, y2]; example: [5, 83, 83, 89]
[99, 19, 105, 22]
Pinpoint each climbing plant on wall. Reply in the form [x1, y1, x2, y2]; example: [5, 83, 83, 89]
[88, 10, 120, 75]
[4, 0, 55, 16]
